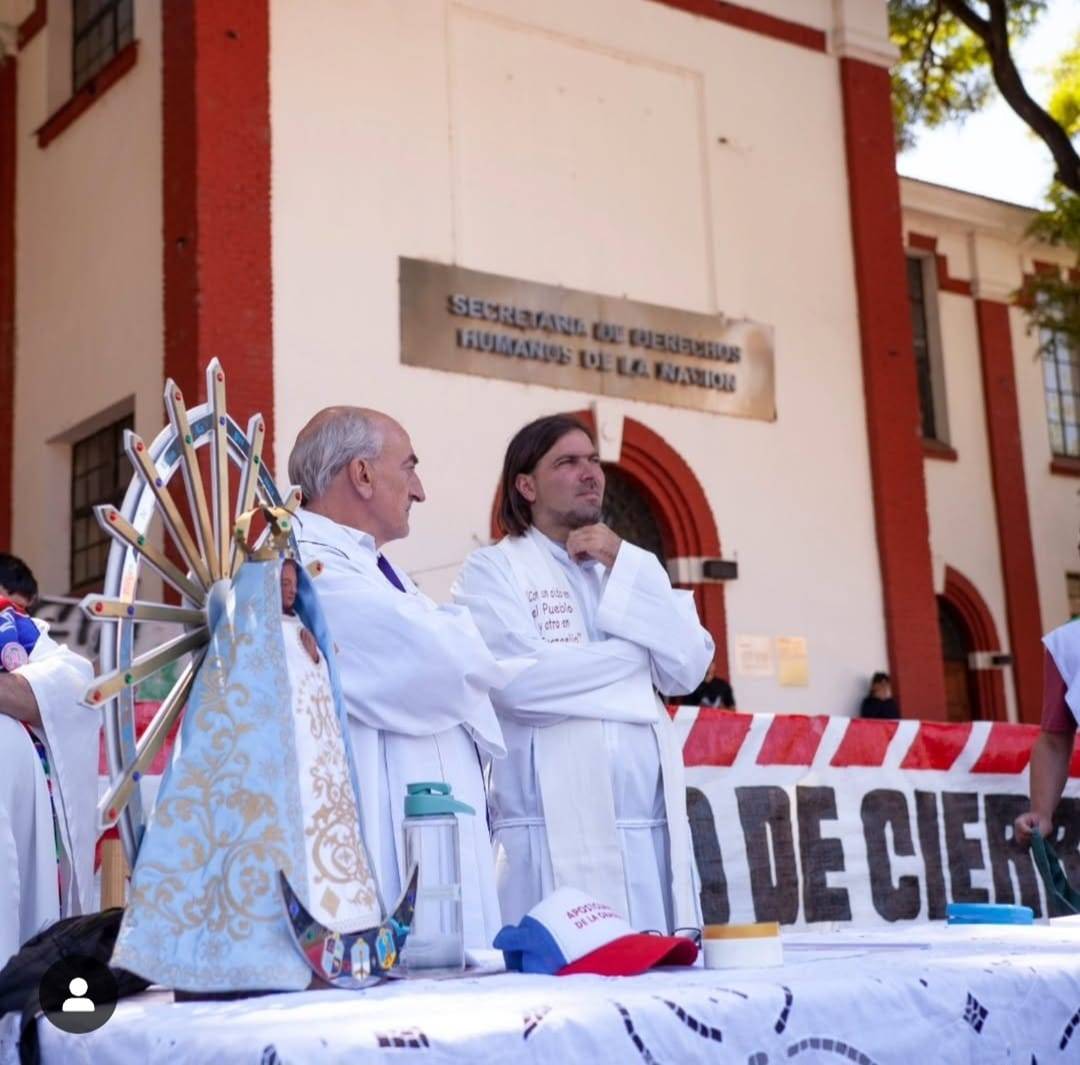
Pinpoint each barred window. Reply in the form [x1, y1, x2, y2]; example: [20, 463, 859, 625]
[71, 415, 132, 591]
[73, 0, 134, 93]
[906, 254, 948, 443]
[1044, 328, 1080, 459]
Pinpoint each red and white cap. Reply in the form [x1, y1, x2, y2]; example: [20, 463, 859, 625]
[493, 887, 698, 976]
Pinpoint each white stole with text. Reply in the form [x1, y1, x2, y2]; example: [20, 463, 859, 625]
[497, 528, 697, 928]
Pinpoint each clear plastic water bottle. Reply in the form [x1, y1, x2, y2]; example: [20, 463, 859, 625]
[401, 781, 474, 971]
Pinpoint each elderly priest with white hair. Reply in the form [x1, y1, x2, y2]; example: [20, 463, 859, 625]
[0, 553, 96, 967]
[290, 408, 519, 950]
[453, 414, 713, 934]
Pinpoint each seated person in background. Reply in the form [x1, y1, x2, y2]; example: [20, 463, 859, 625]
[676, 656, 735, 709]
[1015, 621, 1077, 845]
[859, 671, 900, 720]
[290, 407, 515, 951]
[0, 554, 96, 967]
[454, 414, 713, 933]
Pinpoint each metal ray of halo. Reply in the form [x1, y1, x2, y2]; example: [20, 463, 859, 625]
[94, 505, 206, 606]
[125, 431, 213, 591]
[228, 413, 266, 577]
[95, 366, 293, 863]
[165, 381, 221, 579]
[96, 650, 204, 832]
[81, 596, 206, 627]
[84, 626, 208, 707]
[209, 360, 232, 574]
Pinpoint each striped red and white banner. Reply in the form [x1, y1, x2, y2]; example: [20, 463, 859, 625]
[670, 709, 1080, 929]
[671, 706, 1080, 777]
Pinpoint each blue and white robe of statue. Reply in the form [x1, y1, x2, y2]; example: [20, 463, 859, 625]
[112, 559, 382, 991]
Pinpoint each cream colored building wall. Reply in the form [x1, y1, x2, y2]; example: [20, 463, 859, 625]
[902, 178, 1078, 719]
[12, 0, 162, 596]
[271, 0, 888, 715]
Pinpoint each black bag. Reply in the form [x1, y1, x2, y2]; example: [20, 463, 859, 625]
[1031, 830, 1080, 917]
[0, 908, 149, 1065]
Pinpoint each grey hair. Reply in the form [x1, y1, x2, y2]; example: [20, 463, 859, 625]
[288, 408, 385, 502]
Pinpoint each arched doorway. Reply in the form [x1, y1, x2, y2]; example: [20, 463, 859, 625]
[939, 596, 976, 722]
[938, 566, 1008, 722]
[601, 465, 666, 565]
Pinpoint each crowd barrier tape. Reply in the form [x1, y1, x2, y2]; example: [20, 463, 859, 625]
[670, 708, 1080, 928]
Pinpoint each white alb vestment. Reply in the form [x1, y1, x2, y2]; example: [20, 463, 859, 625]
[0, 624, 96, 966]
[297, 509, 519, 950]
[1045, 619, 1080, 725]
[453, 527, 713, 932]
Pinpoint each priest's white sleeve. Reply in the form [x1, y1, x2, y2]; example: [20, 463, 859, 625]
[454, 550, 656, 725]
[595, 541, 714, 696]
[314, 561, 508, 755]
[16, 628, 98, 917]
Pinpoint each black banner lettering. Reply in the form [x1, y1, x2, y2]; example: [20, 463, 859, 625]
[915, 790, 948, 919]
[861, 789, 920, 922]
[686, 786, 730, 923]
[736, 786, 799, 924]
[943, 792, 989, 903]
[797, 786, 851, 922]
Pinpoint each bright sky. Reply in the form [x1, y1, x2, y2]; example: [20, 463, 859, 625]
[897, 0, 1079, 208]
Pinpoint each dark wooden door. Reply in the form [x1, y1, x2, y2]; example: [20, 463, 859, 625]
[939, 597, 979, 721]
[943, 659, 973, 723]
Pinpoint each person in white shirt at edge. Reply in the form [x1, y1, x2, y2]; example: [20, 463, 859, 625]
[289, 407, 522, 951]
[0, 554, 97, 967]
[452, 414, 714, 933]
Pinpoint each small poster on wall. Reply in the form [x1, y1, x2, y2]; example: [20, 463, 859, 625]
[734, 634, 774, 678]
[776, 636, 810, 687]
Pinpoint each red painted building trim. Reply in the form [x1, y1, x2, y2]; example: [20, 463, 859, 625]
[0, 59, 15, 552]
[907, 232, 973, 297]
[974, 299, 1043, 723]
[1050, 456, 1080, 478]
[17, 0, 46, 50]
[1018, 260, 1073, 310]
[646, 0, 826, 53]
[162, 0, 274, 450]
[618, 417, 729, 679]
[36, 40, 139, 148]
[840, 57, 946, 720]
[922, 439, 958, 462]
[942, 565, 1008, 722]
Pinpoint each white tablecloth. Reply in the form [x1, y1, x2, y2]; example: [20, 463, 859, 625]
[9, 924, 1080, 1064]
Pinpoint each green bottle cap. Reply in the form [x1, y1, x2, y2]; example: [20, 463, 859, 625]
[404, 781, 475, 818]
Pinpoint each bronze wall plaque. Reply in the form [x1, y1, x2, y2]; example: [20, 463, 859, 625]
[399, 257, 775, 419]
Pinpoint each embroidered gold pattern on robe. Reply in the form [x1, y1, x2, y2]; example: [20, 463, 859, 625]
[289, 623, 378, 912]
[126, 631, 299, 943]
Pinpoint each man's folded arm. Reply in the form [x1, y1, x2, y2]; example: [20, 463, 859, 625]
[316, 574, 507, 747]
[454, 551, 655, 725]
[595, 542, 714, 696]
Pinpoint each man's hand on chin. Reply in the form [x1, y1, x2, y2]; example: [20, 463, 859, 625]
[566, 523, 622, 569]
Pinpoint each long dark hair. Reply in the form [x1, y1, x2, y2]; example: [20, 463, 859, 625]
[496, 414, 595, 537]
